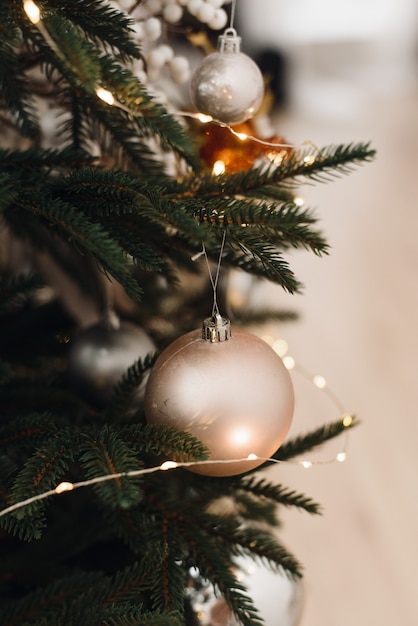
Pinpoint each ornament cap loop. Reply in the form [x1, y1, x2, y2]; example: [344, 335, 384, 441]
[202, 314, 231, 343]
[218, 28, 241, 54]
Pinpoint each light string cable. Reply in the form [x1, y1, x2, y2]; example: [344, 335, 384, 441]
[23, 0, 295, 153]
[0, 361, 354, 520]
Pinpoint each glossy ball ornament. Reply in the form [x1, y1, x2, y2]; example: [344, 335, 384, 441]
[144, 316, 294, 476]
[190, 28, 264, 126]
[68, 316, 156, 407]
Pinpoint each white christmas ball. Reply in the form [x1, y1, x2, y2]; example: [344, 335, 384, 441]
[68, 319, 156, 407]
[190, 31, 264, 125]
[144, 323, 294, 476]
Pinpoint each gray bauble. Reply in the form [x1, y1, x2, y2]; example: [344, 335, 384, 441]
[68, 319, 156, 407]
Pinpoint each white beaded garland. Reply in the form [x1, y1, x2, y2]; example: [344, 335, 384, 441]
[163, 3, 183, 23]
[205, 0, 224, 8]
[187, 0, 204, 17]
[208, 8, 228, 30]
[169, 55, 191, 84]
[145, 0, 164, 14]
[196, 3, 215, 23]
[143, 16, 162, 41]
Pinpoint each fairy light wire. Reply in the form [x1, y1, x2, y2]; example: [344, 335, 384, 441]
[14, 0, 351, 522]
[0, 359, 354, 520]
[23, 2, 300, 156]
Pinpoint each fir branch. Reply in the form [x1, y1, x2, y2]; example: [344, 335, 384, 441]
[0, 571, 107, 626]
[97, 55, 200, 169]
[79, 427, 145, 509]
[137, 526, 186, 615]
[183, 523, 264, 626]
[0, 273, 45, 315]
[177, 142, 376, 197]
[222, 230, 300, 293]
[51, 0, 141, 61]
[8, 193, 143, 301]
[275, 415, 359, 461]
[42, 11, 103, 94]
[0, 41, 39, 139]
[0, 173, 20, 212]
[0, 412, 59, 453]
[121, 424, 209, 463]
[1, 427, 80, 540]
[278, 142, 377, 186]
[103, 609, 184, 626]
[227, 524, 303, 580]
[237, 477, 321, 515]
[0, 147, 95, 175]
[195, 197, 329, 254]
[104, 353, 159, 422]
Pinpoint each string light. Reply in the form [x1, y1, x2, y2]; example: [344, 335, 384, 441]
[95, 87, 115, 106]
[23, 0, 40, 23]
[14, 0, 352, 520]
[0, 349, 354, 521]
[22, 3, 312, 161]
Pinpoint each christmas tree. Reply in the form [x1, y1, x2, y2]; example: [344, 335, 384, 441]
[0, 2, 375, 625]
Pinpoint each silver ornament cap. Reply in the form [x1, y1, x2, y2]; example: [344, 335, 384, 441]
[202, 314, 231, 343]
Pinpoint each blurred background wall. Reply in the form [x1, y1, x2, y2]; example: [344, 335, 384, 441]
[233, 1, 418, 625]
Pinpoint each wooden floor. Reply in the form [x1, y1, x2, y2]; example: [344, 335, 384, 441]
[244, 77, 418, 625]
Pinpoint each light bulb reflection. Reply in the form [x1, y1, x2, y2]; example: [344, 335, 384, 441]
[230, 427, 251, 447]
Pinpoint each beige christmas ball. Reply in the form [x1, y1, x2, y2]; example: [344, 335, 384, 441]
[144, 317, 294, 476]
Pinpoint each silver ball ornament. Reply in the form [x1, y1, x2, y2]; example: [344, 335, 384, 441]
[190, 28, 264, 126]
[144, 317, 294, 476]
[68, 318, 156, 407]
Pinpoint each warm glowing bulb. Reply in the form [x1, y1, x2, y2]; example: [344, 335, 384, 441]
[160, 460, 178, 471]
[283, 355, 295, 370]
[336, 452, 347, 463]
[294, 196, 304, 207]
[55, 481, 74, 494]
[212, 160, 226, 176]
[301, 461, 312, 469]
[272, 339, 288, 358]
[342, 414, 353, 427]
[313, 375, 327, 389]
[235, 132, 248, 141]
[96, 87, 115, 106]
[24, 0, 41, 23]
[247, 453, 258, 461]
[197, 113, 213, 123]
[303, 155, 316, 166]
